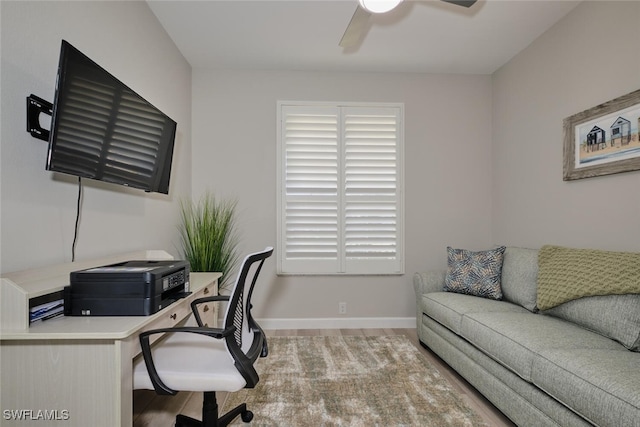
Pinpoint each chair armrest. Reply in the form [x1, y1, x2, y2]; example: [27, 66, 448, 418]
[245, 321, 269, 360]
[138, 325, 236, 395]
[226, 333, 261, 388]
[190, 295, 230, 326]
[192, 295, 230, 305]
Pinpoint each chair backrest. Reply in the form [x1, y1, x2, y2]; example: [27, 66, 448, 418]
[222, 247, 273, 361]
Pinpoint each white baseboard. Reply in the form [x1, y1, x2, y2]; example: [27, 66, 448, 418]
[257, 317, 416, 330]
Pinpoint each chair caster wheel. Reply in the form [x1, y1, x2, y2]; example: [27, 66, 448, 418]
[241, 410, 253, 422]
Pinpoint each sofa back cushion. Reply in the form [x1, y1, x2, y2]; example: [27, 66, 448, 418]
[500, 247, 539, 312]
[542, 294, 640, 351]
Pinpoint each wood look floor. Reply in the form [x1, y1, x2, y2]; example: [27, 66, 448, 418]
[133, 328, 515, 426]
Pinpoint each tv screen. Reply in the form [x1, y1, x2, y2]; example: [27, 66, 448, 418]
[46, 40, 177, 194]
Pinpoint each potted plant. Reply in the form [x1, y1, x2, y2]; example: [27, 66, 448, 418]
[178, 192, 240, 291]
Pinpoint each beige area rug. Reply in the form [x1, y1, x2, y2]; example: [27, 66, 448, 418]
[222, 335, 488, 426]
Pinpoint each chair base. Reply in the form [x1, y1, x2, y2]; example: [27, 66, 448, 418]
[175, 392, 253, 427]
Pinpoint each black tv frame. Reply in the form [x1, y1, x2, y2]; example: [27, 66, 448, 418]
[44, 40, 177, 194]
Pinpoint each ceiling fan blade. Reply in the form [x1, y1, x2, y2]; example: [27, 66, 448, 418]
[339, 5, 371, 48]
[441, 0, 477, 7]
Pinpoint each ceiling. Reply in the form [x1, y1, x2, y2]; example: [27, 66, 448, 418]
[147, 0, 581, 75]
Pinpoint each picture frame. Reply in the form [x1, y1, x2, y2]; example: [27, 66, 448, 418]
[563, 88, 640, 181]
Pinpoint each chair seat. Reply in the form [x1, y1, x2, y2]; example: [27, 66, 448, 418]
[133, 331, 248, 392]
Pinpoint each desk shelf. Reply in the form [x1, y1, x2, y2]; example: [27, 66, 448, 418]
[1, 274, 219, 340]
[1, 250, 173, 331]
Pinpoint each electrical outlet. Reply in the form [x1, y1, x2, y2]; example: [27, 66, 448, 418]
[338, 302, 347, 315]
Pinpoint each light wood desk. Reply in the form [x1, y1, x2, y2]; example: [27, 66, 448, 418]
[0, 251, 220, 427]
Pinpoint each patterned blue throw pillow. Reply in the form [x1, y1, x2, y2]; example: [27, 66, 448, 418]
[444, 246, 506, 300]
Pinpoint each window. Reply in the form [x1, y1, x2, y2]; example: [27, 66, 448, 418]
[277, 102, 404, 275]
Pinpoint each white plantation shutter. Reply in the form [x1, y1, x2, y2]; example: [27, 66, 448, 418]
[278, 103, 403, 275]
[343, 108, 401, 273]
[281, 106, 340, 273]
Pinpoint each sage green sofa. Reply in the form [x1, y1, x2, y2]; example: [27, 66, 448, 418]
[414, 246, 640, 427]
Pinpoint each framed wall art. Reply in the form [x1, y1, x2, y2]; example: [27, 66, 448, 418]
[563, 88, 640, 180]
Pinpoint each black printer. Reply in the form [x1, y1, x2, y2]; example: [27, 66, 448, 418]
[64, 260, 190, 316]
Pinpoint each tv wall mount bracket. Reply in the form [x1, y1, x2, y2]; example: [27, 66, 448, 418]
[26, 94, 53, 141]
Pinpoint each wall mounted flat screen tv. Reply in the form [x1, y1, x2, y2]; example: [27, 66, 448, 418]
[46, 40, 177, 194]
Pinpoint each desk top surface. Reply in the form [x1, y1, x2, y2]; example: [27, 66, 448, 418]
[0, 272, 221, 340]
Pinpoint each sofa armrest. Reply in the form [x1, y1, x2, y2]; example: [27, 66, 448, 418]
[413, 271, 446, 296]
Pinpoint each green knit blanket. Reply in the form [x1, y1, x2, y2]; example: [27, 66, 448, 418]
[537, 245, 640, 310]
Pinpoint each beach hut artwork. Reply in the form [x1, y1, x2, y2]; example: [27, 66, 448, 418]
[586, 126, 605, 152]
[576, 110, 640, 167]
[564, 88, 640, 180]
[610, 116, 631, 148]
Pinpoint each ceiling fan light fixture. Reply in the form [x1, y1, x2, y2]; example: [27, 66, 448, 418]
[358, 0, 403, 14]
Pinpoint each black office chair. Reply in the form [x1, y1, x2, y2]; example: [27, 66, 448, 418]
[133, 247, 274, 427]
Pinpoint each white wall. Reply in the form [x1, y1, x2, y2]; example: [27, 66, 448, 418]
[192, 70, 493, 324]
[492, 1, 640, 252]
[7, 1, 624, 325]
[0, 1, 192, 272]
[0, 3, 3, 273]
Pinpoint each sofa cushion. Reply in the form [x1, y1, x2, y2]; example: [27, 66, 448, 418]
[542, 294, 640, 351]
[460, 312, 623, 382]
[532, 349, 640, 427]
[444, 246, 506, 300]
[537, 245, 640, 310]
[421, 292, 528, 334]
[501, 247, 539, 312]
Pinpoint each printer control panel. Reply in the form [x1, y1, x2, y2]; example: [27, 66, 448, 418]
[163, 269, 189, 292]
